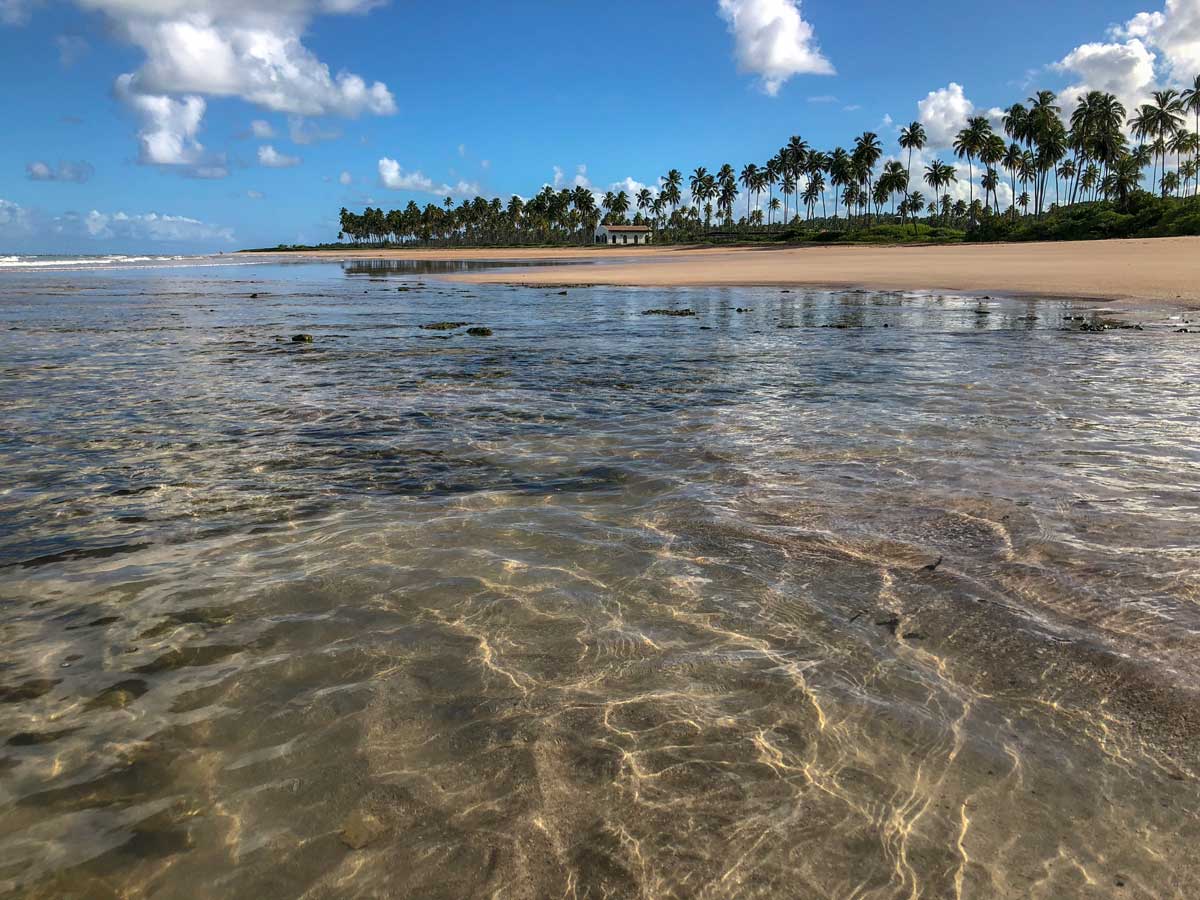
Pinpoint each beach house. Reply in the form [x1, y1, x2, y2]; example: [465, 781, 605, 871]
[595, 224, 652, 245]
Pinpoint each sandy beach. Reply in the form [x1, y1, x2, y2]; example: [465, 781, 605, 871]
[254, 236, 1200, 306]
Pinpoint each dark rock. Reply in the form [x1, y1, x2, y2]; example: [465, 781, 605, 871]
[875, 617, 900, 635]
[921, 556, 943, 572]
[419, 322, 468, 331]
[466, 327, 493, 337]
[291, 334, 314, 343]
[557, 291, 568, 296]
[250, 293, 259, 299]
[339, 810, 385, 850]
[642, 308, 696, 317]
[902, 632, 928, 641]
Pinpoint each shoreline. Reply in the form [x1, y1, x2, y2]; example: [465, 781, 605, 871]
[243, 236, 1200, 307]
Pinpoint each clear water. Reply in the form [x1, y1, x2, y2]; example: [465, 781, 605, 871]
[1, 261, 1199, 898]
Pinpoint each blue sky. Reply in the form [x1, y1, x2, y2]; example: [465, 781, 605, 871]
[1, 0, 1196, 252]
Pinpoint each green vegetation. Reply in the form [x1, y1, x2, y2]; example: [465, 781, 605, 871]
[315, 78, 1200, 250]
[974, 194, 1200, 242]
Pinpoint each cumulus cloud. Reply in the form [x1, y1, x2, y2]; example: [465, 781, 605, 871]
[258, 145, 301, 168]
[1053, 39, 1158, 116]
[0, 197, 33, 234]
[4, 1, 396, 169]
[250, 119, 274, 138]
[0, 196, 234, 245]
[377, 158, 479, 198]
[918, 82, 975, 147]
[1049, 0, 1200, 118]
[87, 1, 397, 117]
[339, 170, 353, 185]
[718, 0, 834, 96]
[26, 160, 95, 183]
[1112, 0, 1200, 82]
[115, 75, 211, 170]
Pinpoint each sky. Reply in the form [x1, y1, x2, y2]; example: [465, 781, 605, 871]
[1, 0, 1198, 253]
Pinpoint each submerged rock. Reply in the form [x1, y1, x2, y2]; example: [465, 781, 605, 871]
[642, 308, 696, 317]
[466, 327, 493, 337]
[291, 334, 314, 343]
[339, 810, 385, 850]
[419, 322, 469, 331]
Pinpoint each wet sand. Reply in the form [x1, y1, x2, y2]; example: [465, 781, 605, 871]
[250, 237, 1200, 306]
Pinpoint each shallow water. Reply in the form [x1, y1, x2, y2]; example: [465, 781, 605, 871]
[1, 261, 1199, 899]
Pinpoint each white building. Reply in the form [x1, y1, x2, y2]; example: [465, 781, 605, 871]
[595, 224, 652, 246]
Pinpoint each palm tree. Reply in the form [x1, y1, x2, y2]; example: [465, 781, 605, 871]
[610, 189, 630, 223]
[829, 148, 850, 223]
[852, 132, 883, 225]
[765, 155, 781, 228]
[909, 191, 925, 235]
[689, 167, 709, 230]
[898, 122, 927, 191]
[924, 162, 945, 224]
[954, 116, 992, 226]
[739, 163, 759, 225]
[980, 133, 1006, 210]
[1001, 142, 1022, 218]
[1103, 153, 1143, 209]
[781, 172, 797, 227]
[879, 160, 907, 214]
[636, 187, 654, 223]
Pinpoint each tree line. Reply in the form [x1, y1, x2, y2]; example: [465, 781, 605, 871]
[336, 77, 1200, 247]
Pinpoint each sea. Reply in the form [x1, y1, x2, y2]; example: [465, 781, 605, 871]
[1, 254, 1198, 898]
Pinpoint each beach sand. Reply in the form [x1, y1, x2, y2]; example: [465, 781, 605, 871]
[256, 236, 1200, 306]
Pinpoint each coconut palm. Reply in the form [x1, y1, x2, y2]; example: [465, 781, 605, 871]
[976, 134, 1003, 209]
[898, 122, 927, 190]
[1002, 142, 1023, 217]
[829, 148, 851, 222]
[852, 132, 883, 224]
[739, 163, 759, 225]
[954, 116, 992, 226]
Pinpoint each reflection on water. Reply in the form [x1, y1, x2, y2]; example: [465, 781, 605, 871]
[341, 258, 590, 276]
[1, 262, 1199, 898]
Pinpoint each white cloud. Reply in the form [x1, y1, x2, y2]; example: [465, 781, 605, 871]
[26, 160, 94, 183]
[807, 94, 839, 103]
[339, 170, 353, 185]
[0, 196, 234, 245]
[288, 115, 341, 144]
[115, 75, 210, 168]
[6, 1, 396, 167]
[481, 159, 491, 170]
[246, 189, 264, 199]
[0, 197, 34, 234]
[84, 209, 234, 243]
[1053, 39, 1158, 117]
[88, 1, 397, 118]
[378, 158, 479, 198]
[258, 145, 301, 168]
[717, 0, 834, 96]
[918, 82, 975, 148]
[1112, 0, 1200, 82]
[250, 119, 274, 138]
